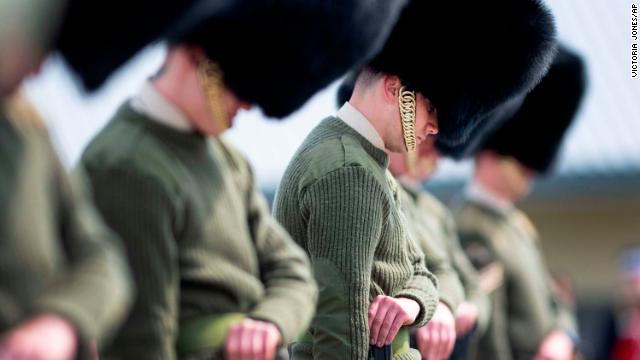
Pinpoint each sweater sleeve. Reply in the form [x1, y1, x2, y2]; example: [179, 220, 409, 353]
[527, 237, 579, 341]
[459, 231, 512, 359]
[443, 211, 484, 306]
[84, 165, 180, 360]
[301, 166, 385, 360]
[480, 289, 514, 360]
[541, 260, 578, 341]
[422, 251, 463, 314]
[395, 229, 439, 328]
[551, 290, 579, 341]
[400, 190, 461, 314]
[243, 169, 318, 344]
[31, 158, 133, 360]
[443, 213, 491, 332]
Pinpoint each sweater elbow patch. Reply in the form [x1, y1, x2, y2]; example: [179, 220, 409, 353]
[309, 258, 351, 358]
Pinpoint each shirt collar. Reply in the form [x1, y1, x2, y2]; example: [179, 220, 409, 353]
[465, 180, 514, 215]
[130, 81, 193, 132]
[336, 101, 385, 150]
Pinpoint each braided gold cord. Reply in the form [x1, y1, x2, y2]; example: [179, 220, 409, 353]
[404, 150, 417, 174]
[197, 57, 230, 133]
[398, 86, 417, 152]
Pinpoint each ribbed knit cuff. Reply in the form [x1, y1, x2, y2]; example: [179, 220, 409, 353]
[437, 276, 464, 313]
[32, 301, 94, 360]
[249, 309, 293, 345]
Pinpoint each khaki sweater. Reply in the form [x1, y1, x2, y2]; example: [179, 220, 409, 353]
[400, 186, 488, 329]
[453, 197, 577, 360]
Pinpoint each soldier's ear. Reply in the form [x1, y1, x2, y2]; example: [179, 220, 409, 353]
[382, 75, 402, 104]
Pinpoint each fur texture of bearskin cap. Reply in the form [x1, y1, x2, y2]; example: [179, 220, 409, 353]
[57, 0, 408, 103]
[435, 92, 527, 158]
[368, 0, 558, 154]
[56, 0, 197, 92]
[481, 46, 588, 174]
[171, 0, 409, 118]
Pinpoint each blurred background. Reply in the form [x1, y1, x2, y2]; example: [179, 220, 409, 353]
[21, 0, 640, 358]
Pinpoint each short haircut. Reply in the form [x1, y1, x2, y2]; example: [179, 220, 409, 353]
[355, 67, 383, 89]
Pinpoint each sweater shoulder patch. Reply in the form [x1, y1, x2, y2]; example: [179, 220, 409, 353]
[82, 126, 182, 200]
[296, 134, 387, 199]
[339, 135, 380, 171]
[297, 137, 350, 187]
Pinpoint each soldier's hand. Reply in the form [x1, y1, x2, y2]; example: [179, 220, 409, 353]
[368, 295, 420, 347]
[0, 314, 78, 360]
[478, 262, 504, 294]
[534, 329, 574, 360]
[224, 318, 281, 360]
[90, 341, 100, 360]
[416, 302, 456, 360]
[455, 301, 479, 336]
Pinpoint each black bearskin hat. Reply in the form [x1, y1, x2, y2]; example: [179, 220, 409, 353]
[481, 46, 588, 173]
[169, 0, 409, 118]
[367, 0, 558, 155]
[57, 0, 408, 110]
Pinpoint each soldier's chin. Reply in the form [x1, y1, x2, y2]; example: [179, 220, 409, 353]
[512, 181, 532, 200]
[387, 141, 407, 154]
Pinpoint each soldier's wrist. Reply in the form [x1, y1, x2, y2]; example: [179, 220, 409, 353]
[396, 297, 420, 325]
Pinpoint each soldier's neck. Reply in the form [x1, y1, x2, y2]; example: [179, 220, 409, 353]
[350, 96, 398, 152]
[473, 176, 517, 206]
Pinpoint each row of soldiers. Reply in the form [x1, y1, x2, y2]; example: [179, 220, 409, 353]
[0, 0, 588, 359]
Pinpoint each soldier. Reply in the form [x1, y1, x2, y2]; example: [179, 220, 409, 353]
[0, 0, 205, 96]
[0, 93, 134, 360]
[0, 0, 159, 358]
[452, 46, 587, 360]
[336, 79, 487, 360]
[79, 1, 410, 359]
[273, 0, 557, 358]
[0, 0, 64, 96]
[388, 144, 491, 360]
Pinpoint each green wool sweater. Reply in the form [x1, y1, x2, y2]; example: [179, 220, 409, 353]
[399, 186, 464, 311]
[400, 186, 488, 330]
[0, 100, 132, 359]
[452, 197, 577, 360]
[273, 117, 439, 360]
[81, 104, 317, 360]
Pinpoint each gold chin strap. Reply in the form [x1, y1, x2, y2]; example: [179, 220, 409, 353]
[197, 57, 231, 133]
[404, 150, 417, 174]
[398, 86, 417, 171]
